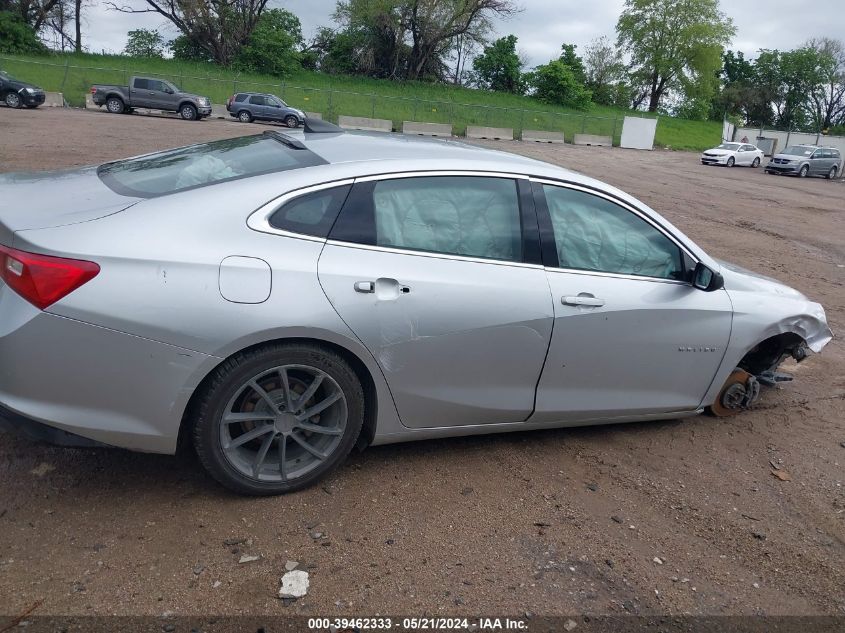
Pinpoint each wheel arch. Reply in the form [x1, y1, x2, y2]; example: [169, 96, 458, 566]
[177, 336, 379, 454]
[736, 332, 807, 375]
[178, 100, 198, 113]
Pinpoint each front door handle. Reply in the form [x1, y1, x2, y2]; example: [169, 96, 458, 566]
[562, 294, 605, 307]
[354, 281, 375, 293]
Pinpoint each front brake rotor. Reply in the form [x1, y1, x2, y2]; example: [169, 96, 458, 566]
[709, 369, 758, 417]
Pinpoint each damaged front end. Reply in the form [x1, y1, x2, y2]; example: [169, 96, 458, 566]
[709, 336, 810, 417]
[710, 261, 833, 417]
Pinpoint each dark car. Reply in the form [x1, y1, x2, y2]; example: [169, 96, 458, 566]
[0, 70, 46, 109]
[765, 145, 842, 179]
[226, 92, 305, 127]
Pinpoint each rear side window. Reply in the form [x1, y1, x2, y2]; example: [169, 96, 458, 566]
[98, 134, 327, 198]
[235, 94, 248, 102]
[269, 185, 351, 238]
[133, 78, 149, 89]
[833, 149, 841, 158]
[331, 176, 523, 263]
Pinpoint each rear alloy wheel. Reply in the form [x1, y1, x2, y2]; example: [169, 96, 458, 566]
[106, 96, 124, 114]
[799, 164, 809, 178]
[752, 157, 760, 168]
[5, 92, 22, 108]
[827, 166, 838, 180]
[726, 156, 735, 167]
[180, 104, 198, 121]
[192, 343, 364, 495]
[238, 110, 252, 123]
[284, 115, 299, 128]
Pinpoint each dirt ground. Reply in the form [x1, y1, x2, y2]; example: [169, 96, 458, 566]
[0, 107, 843, 621]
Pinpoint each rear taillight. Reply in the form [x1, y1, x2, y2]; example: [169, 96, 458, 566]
[0, 245, 99, 310]
[227, 95, 233, 107]
[89, 86, 97, 94]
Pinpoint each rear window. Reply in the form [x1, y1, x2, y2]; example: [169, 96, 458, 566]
[98, 134, 327, 198]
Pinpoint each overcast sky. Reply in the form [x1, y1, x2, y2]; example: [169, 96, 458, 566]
[84, 0, 844, 67]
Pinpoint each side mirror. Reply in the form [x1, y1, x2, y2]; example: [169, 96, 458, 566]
[692, 262, 724, 292]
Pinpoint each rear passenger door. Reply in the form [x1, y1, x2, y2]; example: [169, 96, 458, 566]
[248, 95, 267, 120]
[130, 77, 155, 108]
[809, 149, 827, 175]
[318, 174, 554, 429]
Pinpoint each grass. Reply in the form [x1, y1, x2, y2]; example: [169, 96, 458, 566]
[0, 51, 722, 151]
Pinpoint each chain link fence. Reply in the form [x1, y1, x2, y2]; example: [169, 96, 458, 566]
[1, 55, 635, 143]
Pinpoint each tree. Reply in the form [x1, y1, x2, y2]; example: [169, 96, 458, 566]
[233, 8, 303, 77]
[0, 9, 46, 52]
[529, 59, 592, 110]
[107, 0, 269, 66]
[584, 36, 626, 105]
[558, 43, 586, 84]
[756, 47, 828, 129]
[169, 33, 211, 61]
[806, 37, 845, 130]
[0, 0, 60, 31]
[331, 0, 519, 81]
[124, 27, 165, 57]
[616, 0, 735, 112]
[471, 34, 526, 94]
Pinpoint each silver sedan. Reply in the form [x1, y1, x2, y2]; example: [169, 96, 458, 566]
[0, 124, 833, 495]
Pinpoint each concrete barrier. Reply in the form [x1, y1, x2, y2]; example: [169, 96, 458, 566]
[210, 104, 229, 119]
[305, 112, 322, 120]
[338, 115, 392, 133]
[573, 134, 612, 147]
[522, 130, 565, 144]
[85, 93, 98, 110]
[403, 121, 452, 137]
[466, 126, 513, 140]
[43, 91, 64, 107]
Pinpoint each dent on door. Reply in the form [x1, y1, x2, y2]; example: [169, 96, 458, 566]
[318, 244, 554, 429]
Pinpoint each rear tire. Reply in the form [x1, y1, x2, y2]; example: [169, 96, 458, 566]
[180, 104, 198, 121]
[5, 92, 22, 108]
[106, 96, 124, 114]
[238, 110, 252, 123]
[284, 115, 299, 128]
[827, 166, 838, 180]
[752, 157, 760, 168]
[191, 343, 364, 496]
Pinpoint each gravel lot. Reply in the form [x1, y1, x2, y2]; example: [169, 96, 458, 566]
[0, 107, 843, 620]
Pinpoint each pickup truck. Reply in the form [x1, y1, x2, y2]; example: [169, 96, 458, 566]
[90, 76, 212, 121]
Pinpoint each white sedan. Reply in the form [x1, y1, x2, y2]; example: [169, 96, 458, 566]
[701, 142, 764, 168]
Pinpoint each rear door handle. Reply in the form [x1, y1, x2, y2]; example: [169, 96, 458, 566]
[562, 295, 605, 307]
[354, 281, 375, 293]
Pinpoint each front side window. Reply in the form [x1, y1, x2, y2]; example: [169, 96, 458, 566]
[147, 80, 165, 92]
[98, 134, 327, 198]
[269, 185, 351, 238]
[332, 176, 523, 263]
[542, 185, 685, 281]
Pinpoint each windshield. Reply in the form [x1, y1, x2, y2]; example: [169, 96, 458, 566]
[98, 134, 327, 198]
[781, 146, 815, 156]
[716, 143, 740, 151]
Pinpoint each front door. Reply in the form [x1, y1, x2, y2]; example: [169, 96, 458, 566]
[532, 181, 733, 422]
[318, 174, 554, 429]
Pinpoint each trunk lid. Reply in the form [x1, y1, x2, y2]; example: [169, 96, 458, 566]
[0, 167, 141, 245]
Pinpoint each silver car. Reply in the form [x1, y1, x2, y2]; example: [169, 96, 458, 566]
[0, 125, 833, 495]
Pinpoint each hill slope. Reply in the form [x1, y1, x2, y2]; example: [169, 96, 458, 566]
[0, 52, 721, 151]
